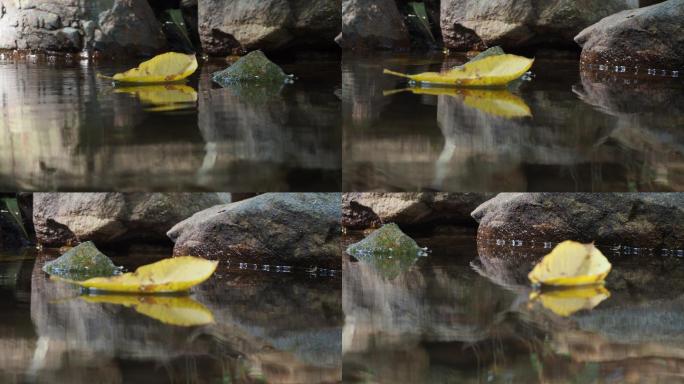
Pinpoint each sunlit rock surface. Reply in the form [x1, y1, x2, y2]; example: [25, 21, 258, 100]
[33, 193, 227, 247]
[169, 193, 342, 268]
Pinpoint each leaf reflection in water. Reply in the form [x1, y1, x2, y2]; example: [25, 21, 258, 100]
[80, 294, 214, 326]
[384, 87, 531, 118]
[529, 285, 611, 317]
[114, 84, 198, 112]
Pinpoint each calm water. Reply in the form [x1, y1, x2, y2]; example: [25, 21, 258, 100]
[343, 53, 684, 192]
[0, 248, 342, 383]
[0, 53, 341, 191]
[343, 229, 684, 383]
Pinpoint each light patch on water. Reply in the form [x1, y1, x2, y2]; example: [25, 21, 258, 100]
[485, 238, 683, 258]
[235, 261, 338, 277]
[584, 63, 682, 78]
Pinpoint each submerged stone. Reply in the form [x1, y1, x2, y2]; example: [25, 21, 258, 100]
[346, 223, 426, 278]
[42, 241, 120, 281]
[469, 46, 505, 63]
[211, 50, 292, 87]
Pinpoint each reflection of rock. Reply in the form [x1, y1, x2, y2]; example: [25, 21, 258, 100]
[0, 0, 166, 55]
[575, 0, 684, 69]
[440, 0, 631, 50]
[34, 193, 228, 247]
[198, 0, 341, 55]
[343, 192, 493, 229]
[338, 0, 410, 51]
[473, 193, 684, 248]
[169, 193, 342, 268]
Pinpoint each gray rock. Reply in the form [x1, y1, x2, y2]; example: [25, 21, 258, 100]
[338, 0, 410, 51]
[211, 50, 291, 86]
[0, 0, 166, 55]
[575, 0, 684, 69]
[441, 0, 632, 50]
[198, 0, 341, 55]
[473, 193, 684, 248]
[168, 193, 342, 268]
[42, 241, 119, 280]
[343, 193, 494, 229]
[33, 193, 228, 248]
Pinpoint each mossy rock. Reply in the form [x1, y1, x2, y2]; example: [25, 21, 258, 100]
[469, 46, 505, 63]
[211, 50, 292, 87]
[346, 223, 426, 279]
[42, 241, 120, 281]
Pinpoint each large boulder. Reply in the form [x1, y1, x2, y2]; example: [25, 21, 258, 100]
[440, 0, 633, 51]
[168, 193, 342, 268]
[33, 193, 228, 247]
[337, 0, 410, 51]
[0, 0, 166, 55]
[575, 0, 684, 69]
[198, 0, 341, 55]
[343, 193, 493, 229]
[473, 193, 684, 248]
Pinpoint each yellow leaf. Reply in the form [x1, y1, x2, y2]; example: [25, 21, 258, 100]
[82, 294, 214, 326]
[528, 241, 612, 286]
[114, 84, 198, 111]
[383, 87, 531, 118]
[383, 54, 534, 87]
[100, 52, 198, 83]
[529, 285, 610, 317]
[59, 256, 218, 293]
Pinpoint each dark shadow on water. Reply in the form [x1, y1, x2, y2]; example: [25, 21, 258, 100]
[0, 248, 341, 383]
[343, 54, 684, 192]
[343, 229, 684, 383]
[0, 55, 341, 191]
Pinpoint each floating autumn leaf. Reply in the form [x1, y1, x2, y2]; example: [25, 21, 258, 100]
[528, 241, 612, 287]
[383, 54, 534, 87]
[114, 84, 198, 111]
[56, 256, 218, 293]
[529, 285, 610, 317]
[100, 52, 198, 83]
[82, 294, 214, 326]
[383, 87, 531, 118]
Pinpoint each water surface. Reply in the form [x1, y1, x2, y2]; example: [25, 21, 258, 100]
[343, 53, 684, 191]
[343, 229, 684, 383]
[0, 53, 341, 191]
[0, 248, 341, 383]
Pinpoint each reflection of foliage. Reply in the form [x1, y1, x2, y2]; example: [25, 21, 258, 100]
[81, 294, 214, 326]
[114, 84, 198, 112]
[529, 285, 611, 317]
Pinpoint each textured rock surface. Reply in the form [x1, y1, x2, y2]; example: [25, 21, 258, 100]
[198, 0, 341, 55]
[473, 193, 684, 248]
[211, 50, 290, 86]
[34, 193, 228, 247]
[0, 0, 166, 55]
[168, 193, 342, 268]
[575, 0, 684, 69]
[343, 193, 494, 229]
[337, 0, 410, 51]
[42, 241, 119, 280]
[440, 0, 632, 50]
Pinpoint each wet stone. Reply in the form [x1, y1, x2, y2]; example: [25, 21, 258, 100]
[42, 241, 120, 281]
[346, 223, 427, 278]
[211, 50, 292, 87]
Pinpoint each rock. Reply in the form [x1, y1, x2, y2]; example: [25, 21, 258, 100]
[168, 193, 342, 268]
[42, 241, 119, 280]
[346, 223, 426, 278]
[33, 193, 228, 248]
[211, 50, 291, 86]
[343, 193, 494, 229]
[198, 0, 341, 55]
[440, 0, 632, 51]
[338, 0, 410, 51]
[575, 0, 684, 69]
[473, 193, 684, 248]
[0, 0, 166, 56]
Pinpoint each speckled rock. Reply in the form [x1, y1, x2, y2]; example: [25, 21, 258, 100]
[42, 241, 119, 280]
[211, 50, 291, 86]
[168, 193, 342, 268]
[337, 0, 410, 51]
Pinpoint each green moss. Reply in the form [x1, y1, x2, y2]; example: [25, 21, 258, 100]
[211, 50, 292, 87]
[42, 241, 120, 281]
[469, 46, 506, 63]
[346, 223, 426, 279]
